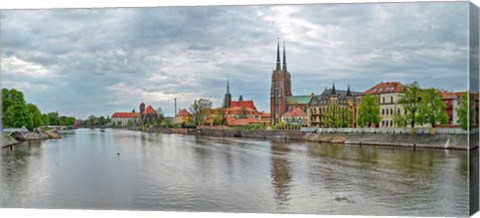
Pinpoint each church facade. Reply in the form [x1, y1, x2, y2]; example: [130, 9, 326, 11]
[270, 40, 312, 125]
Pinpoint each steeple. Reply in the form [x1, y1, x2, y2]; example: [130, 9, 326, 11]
[346, 85, 352, 97]
[282, 41, 287, 72]
[331, 83, 336, 95]
[226, 79, 230, 94]
[223, 79, 232, 108]
[275, 37, 281, 71]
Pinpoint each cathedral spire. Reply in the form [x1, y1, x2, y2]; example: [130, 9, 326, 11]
[282, 41, 287, 72]
[226, 78, 230, 94]
[331, 83, 336, 95]
[346, 85, 352, 97]
[275, 37, 281, 71]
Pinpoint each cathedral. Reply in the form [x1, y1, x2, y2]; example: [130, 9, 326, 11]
[270, 39, 312, 125]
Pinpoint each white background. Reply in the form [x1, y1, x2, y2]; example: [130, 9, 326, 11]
[0, 0, 479, 218]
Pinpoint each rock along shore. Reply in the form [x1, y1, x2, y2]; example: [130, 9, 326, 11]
[1, 130, 62, 148]
[145, 127, 477, 150]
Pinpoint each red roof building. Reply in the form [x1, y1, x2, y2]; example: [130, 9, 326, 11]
[143, 105, 157, 115]
[229, 100, 257, 111]
[281, 107, 307, 125]
[364, 82, 403, 95]
[111, 112, 140, 126]
[174, 109, 192, 124]
[112, 112, 140, 118]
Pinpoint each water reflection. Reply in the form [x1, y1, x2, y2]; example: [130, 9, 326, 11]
[270, 141, 292, 210]
[0, 129, 470, 216]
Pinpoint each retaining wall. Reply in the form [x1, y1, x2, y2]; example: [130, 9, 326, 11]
[146, 127, 477, 150]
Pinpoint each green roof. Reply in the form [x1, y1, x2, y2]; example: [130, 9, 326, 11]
[286, 95, 312, 105]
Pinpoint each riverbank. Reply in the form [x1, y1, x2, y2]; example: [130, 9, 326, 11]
[145, 127, 478, 150]
[1, 130, 62, 148]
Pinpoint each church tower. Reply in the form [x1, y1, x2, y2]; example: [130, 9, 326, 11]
[223, 79, 232, 108]
[270, 39, 292, 125]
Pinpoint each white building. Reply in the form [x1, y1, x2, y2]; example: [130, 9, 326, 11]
[111, 112, 140, 126]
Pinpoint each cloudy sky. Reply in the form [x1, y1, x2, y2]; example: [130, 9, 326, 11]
[0, 2, 473, 119]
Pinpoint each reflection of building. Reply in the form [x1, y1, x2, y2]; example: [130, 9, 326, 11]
[111, 111, 140, 126]
[308, 84, 361, 127]
[174, 109, 191, 124]
[270, 142, 292, 209]
[363, 82, 404, 128]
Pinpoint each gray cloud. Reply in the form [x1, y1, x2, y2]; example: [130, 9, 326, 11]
[0, 2, 471, 119]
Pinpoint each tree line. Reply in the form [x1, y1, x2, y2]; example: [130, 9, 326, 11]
[2, 88, 76, 129]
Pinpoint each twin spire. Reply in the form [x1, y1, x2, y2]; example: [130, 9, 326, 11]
[275, 37, 288, 72]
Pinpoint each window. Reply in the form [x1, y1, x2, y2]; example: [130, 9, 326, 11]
[390, 108, 393, 115]
[391, 96, 394, 103]
[382, 97, 385, 103]
[382, 109, 384, 115]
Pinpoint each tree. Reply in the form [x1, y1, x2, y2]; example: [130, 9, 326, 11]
[397, 82, 423, 128]
[214, 109, 226, 126]
[87, 115, 97, 126]
[189, 98, 212, 126]
[357, 94, 380, 127]
[47, 112, 60, 126]
[42, 114, 50, 126]
[338, 107, 353, 128]
[417, 88, 449, 127]
[160, 119, 171, 128]
[27, 103, 45, 128]
[2, 88, 26, 115]
[456, 92, 474, 130]
[98, 116, 106, 126]
[4, 102, 32, 128]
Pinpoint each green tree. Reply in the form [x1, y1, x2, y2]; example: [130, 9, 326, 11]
[214, 109, 226, 125]
[397, 82, 423, 128]
[87, 115, 97, 126]
[4, 102, 32, 128]
[417, 88, 449, 127]
[357, 94, 380, 127]
[98, 116, 106, 126]
[42, 114, 50, 126]
[189, 98, 212, 126]
[47, 112, 60, 125]
[2, 88, 26, 115]
[27, 103, 44, 128]
[160, 119, 171, 128]
[456, 92, 474, 130]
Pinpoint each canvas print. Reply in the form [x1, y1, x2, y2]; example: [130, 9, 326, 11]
[0, 1, 479, 217]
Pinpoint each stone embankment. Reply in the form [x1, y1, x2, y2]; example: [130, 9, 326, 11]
[1, 130, 62, 148]
[305, 132, 476, 150]
[147, 127, 476, 150]
[1, 132, 19, 147]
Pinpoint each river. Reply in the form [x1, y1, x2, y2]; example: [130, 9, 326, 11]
[0, 128, 473, 216]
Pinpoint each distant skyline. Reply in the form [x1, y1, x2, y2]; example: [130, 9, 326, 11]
[0, 2, 472, 119]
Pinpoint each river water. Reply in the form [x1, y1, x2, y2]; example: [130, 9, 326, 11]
[0, 128, 473, 216]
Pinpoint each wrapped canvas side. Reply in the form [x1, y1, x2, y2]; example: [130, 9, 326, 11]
[470, 2, 480, 216]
